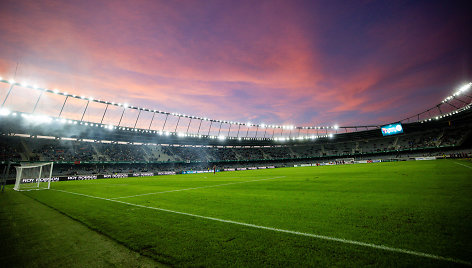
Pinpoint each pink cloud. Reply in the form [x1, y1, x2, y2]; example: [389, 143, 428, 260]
[0, 0, 470, 128]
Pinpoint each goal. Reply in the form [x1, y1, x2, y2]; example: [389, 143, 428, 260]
[13, 162, 54, 191]
[335, 158, 355, 164]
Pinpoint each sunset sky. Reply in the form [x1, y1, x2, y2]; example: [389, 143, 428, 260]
[0, 0, 471, 127]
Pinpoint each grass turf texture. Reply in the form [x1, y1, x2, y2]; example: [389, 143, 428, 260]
[2, 159, 472, 266]
[0, 186, 163, 267]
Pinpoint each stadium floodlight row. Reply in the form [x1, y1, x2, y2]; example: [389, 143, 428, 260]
[0, 77, 336, 130]
[0, 76, 471, 141]
[442, 82, 472, 103]
[420, 104, 472, 123]
[0, 109, 335, 141]
[0, 101, 468, 144]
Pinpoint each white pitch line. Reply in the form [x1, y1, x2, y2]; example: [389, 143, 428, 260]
[454, 161, 472, 169]
[110, 176, 286, 199]
[51, 188, 471, 266]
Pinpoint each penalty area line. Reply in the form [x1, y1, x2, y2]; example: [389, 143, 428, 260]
[454, 161, 472, 169]
[110, 176, 286, 200]
[51, 188, 471, 266]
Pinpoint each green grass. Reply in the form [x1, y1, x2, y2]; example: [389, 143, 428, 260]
[2, 159, 472, 267]
[0, 186, 162, 267]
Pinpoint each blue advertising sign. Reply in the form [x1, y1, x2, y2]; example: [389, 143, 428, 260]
[380, 123, 404, 136]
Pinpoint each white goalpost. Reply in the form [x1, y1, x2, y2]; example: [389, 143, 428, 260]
[13, 162, 54, 191]
[335, 158, 355, 164]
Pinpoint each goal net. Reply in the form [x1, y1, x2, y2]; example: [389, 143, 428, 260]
[13, 162, 54, 191]
[335, 158, 355, 164]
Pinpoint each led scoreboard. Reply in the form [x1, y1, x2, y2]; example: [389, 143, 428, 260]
[380, 123, 404, 136]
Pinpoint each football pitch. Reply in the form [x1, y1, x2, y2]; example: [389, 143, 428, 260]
[1, 160, 472, 267]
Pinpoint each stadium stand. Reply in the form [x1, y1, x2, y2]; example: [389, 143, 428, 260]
[1, 105, 471, 180]
[0, 138, 23, 161]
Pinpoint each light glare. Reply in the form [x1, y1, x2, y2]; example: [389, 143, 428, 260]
[0, 108, 11, 116]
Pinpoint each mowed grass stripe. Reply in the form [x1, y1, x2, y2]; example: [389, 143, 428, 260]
[111, 176, 286, 199]
[52, 188, 472, 266]
[0, 190, 162, 267]
[52, 174, 279, 199]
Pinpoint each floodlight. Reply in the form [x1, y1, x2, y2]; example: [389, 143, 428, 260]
[53, 89, 59, 94]
[458, 82, 472, 92]
[89, 97, 94, 101]
[12, 112, 17, 116]
[329, 134, 334, 138]
[0, 108, 11, 116]
[9, 79, 15, 84]
[60, 118, 66, 124]
[218, 135, 226, 140]
[36, 115, 52, 124]
[0, 76, 2, 80]
[334, 125, 339, 130]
